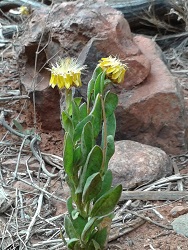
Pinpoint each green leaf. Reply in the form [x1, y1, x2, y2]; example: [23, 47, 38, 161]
[67, 238, 80, 249]
[72, 100, 80, 127]
[90, 185, 122, 217]
[94, 71, 105, 99]
[64, 215, 78, 239]
[63, 132, 74, 178]
[87, 78, 95, 105]
[94, 73, 102, 99]
[73, 145, 82, 166]
[105, 135, 115, 171]
[74, 115, 93, 143]
[71, 209, 79, 220]
[87, 67, 103, 104]
[106, 113, 116, 137]
[81, 217, 97, 243]
[76, 145, 103, 194]
[104, 91, 118, 117]
[65, 88, 73, 116]
[67, 197, 74, 215]
[79, 102, 87, 120]
[74, 97, 82, 106]
[101, 113, 116, 149]
[62, 111, 74, 135]
[13, 120, 24, 133]
[94, 170, 113, 202]
[71, 213, 88, 237]
[90, 94, 102, 138]
[93, 227, 108, 248]
[81, 121, 94, 163]
[88, 239, 101, 250]
[65, 176, 76, 200]
[82, 172, 102, 204]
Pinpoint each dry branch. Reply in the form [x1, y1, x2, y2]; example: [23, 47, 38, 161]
[120, 191, 188, 202]
[0, 95, 30, 101]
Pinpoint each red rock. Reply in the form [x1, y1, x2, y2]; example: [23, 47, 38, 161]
[17, 1, 188, 155]
[115, 35, 188, 155]
[17, 0, 150, 130]
[109, 140, 173, 189]
[170, 206, 188, 218]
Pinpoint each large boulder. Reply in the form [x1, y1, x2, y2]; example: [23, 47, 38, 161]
[16, 1, 188, 154]
[16, 0, 150, 130]
[109, 140, 173, 189]
[115, 35, 188, 155]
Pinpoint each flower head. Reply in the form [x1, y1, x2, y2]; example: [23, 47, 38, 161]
[49, 58, 86, 89]
[19, 6, 29, 15]
[98, 56, 128, 84]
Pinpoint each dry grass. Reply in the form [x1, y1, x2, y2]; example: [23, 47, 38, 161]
[168, 0, 188, 31]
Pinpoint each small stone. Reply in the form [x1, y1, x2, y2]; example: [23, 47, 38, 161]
[170, 206, 188, 218]
[172, 213, 188, 237]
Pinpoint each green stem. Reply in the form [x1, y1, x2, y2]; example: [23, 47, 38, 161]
[65, 88, 73, 115]
[76, 193, 87, 218]
[100, 94, 107, 175]
[86, 96, 90, 115]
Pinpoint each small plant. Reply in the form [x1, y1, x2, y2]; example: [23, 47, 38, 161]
[49, 56, 128, 249]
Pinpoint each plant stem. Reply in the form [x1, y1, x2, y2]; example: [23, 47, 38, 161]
[100, 94, 107, 175]
[65, 88, 72, 115]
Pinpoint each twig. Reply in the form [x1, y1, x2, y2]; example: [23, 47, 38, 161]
[172, 160, 184, 191]
[0, 95, 30, 101]
[152, 208, 164, 220]
[30, 137, 58, 178]
[109, 217, 145, 242]
[42, 154, 63, 170]
[171, 69, 188, 74]
[0, 43, 12, 61]
[45, 213, 65, 223]
[26, 156, 35, 183]
[120, 190, 188, 202]
[14, 175, 66, 203]
[124, 209, 172, 230]
[24, 168, 54, 244]
[0, 208, 15, 249]
[149, 244, 156, 250]
[15, 188, 27, 249]
[13, 135, 30, 179]
[31, 239, 64, 247]
[18, 190, 26, 219]
[137, 174, 187, 191]
[0, 111, 59, 178]
[0, 111, 25, 138]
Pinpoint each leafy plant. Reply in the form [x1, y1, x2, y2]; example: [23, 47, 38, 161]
[49, 56, 128, 249]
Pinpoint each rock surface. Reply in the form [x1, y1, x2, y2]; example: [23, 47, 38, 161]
[115, 35, 188, 155]
[170, 205, 188, 218]
[17, 0, 150, 129]
[109, 140, 173, 189]
[16, 0, 188, 154]
[172, 213, 188, 237]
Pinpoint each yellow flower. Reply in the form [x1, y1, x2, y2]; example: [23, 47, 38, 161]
[98, 56, 128, 84]
[19, 6, 29, 15]
[49, 58, 86, 89]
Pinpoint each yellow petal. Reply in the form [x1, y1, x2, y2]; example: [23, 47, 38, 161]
[73, 73, 82, 87]
[49, 58, 86, 89]
[64, 74, 73, 89]
[106, 66, 117, 74]
[49, 74, 58, 87]
[111, 68, 125, 83]
[57, 75, 65, 89]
